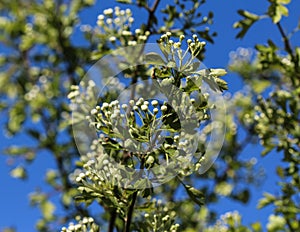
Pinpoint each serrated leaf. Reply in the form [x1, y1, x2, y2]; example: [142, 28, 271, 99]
[144, 52, 166, 66]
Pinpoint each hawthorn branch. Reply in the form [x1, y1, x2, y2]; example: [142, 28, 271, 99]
[276, 22, 299, 84]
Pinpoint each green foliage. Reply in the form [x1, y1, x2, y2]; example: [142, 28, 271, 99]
[234, 10, 260, 39]
[268, 0, 291, 23]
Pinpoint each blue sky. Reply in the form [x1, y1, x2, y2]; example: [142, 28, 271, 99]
[1, 0, 299, 231]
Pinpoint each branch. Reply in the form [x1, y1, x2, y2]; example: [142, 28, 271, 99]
[276, 22, 299, 83]
[124, 191, 138, 232]
[108, 210, 117, 232]
[276, 22, 294, 58]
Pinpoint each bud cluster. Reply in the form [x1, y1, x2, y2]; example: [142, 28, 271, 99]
[61, 216, 99, 232]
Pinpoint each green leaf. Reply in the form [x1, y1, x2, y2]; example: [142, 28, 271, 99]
[257, 192, 276, 209]
[183, 77, 200, 93]
[144, 52, 166, 66]
[268, 0, 291, 23]
[40, 201, 55, 221]
[234, 10, 260, 39]
[183, 184, 204, 206]
[251, 222, 263, 232]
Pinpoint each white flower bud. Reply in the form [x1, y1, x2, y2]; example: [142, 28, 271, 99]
[151, 100, 158, 106]
[129, 100, 135, 106]
[91, 109, 98, 115]
[161, 105, 167, 112]
[135, 29, 141, 34]
[97, 14, 104, 20]
[103, 8, 113, 15]
[141, 104, 148, 111]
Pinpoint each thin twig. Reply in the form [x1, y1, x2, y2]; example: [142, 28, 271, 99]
[276, 22, 299, 85]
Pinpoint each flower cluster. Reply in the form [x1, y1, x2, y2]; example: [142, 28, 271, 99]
[94, 7, 150, 46]
[157, 32, 206, 63]
[61, 216, 99, 232]
[136, 198, 180, 231]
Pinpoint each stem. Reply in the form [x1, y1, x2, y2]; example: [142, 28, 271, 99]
[124, 158, 145, 232]
[124, 191, 138, 232]
[276, 22, 299, 85]
[277, 22, 294, 56]
[108, 210, 117, 232]
[122, 2, 161, 231]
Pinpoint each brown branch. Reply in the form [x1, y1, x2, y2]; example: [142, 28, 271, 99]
[276, 22, 299, 84]
[108, 210, 117, 232]
[277, 22, 294, 58]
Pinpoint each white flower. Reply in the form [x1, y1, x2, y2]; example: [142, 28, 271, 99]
[125, 8, 132, 15]
[79, 173, 85, 178]
[91, 109, 98, 115]
[128, 41, 137, 46]
[122, 30, 132, 36]
[135, 29, 141, 34]
[153, 108, 159, 114]
[138, 35, 147, 41]
[102, 102, 109, 108]
[97, 14, 105, 21]
[109, 36, 117, 42]
[82, 217, 89, 224]
[114, 17, 121, 24]
[114, 6, 120, 13]
[161, 105, 167, 111]
[141, 105, 148, 111]
[174, 42, 181, 49]
[129, 100, 135, 106]
[103, 8, 113, 15]
[151, 100, 158, 106]
[128, 17, 134, 23]
[106, 18, 113, 24]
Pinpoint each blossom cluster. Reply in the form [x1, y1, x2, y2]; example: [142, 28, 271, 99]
[61, 216, 99, 232]
[157, 32, 206, 61]
[94, 7, 150, 46]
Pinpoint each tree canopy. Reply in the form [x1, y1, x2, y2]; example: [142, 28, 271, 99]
[0, 0, 299, 231]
